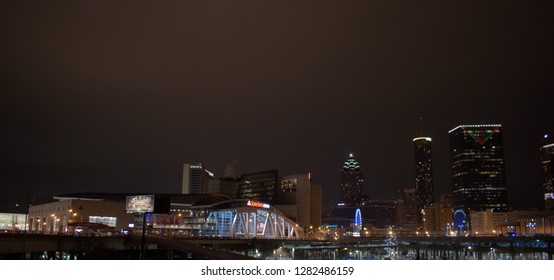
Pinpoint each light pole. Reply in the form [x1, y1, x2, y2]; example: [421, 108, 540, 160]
[527, 220, 537, 237]
[141, 213, 149, 260]
[50, 214, 56, 234]
[72, 212, 83, 222]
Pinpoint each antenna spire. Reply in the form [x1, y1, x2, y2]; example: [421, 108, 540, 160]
[419, 116, 424, 136]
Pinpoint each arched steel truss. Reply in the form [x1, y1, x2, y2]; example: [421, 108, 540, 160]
[203, 207, 303, 239]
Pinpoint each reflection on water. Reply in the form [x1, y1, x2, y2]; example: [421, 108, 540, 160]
[294, 246, 551, 260]
[289, 237, 553, 260]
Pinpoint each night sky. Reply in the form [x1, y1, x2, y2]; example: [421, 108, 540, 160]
[1, 1, 553, 213]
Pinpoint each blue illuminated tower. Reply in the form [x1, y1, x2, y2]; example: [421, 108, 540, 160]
[354, 208, 362, 229]
[353, 208, 362, 237]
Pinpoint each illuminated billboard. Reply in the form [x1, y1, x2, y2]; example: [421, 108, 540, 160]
[126, 195, 155, 213]
[247, 200, 270, 209]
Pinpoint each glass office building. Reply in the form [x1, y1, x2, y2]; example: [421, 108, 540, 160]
[236, 170, 279, 204]
[449, 124, 509, 230]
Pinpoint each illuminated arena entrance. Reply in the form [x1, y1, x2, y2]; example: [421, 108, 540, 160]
[203, 200, 303, 239]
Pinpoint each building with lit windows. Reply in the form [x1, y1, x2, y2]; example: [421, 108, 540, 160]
[28, 193, 304, 239]
[541, 134, 554, 211]
[395, 188, 419, 230]
[449, 124, 509, 230]
[28, 197, 133, 234]
[413, 137, 434, 215]
[0, 213, 27, 231]
[339, 154, 364, 205]
[236, 169, 279, 204]
[227, 169, 321, 234]
[421, 194, 454, 235]
[274, 173, 320, 231]
[146, 194, 303, 239]
[470, 209, 554, 236]
[182, 163, 214, 194]
[326, 201, 396, 230]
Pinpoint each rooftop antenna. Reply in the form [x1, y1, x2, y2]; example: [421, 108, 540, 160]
[419, 116, 424, 136]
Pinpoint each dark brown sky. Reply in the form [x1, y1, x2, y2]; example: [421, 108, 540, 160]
[1, 1, 553, 212]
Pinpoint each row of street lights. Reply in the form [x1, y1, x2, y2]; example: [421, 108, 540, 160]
[28, 207, 84, 234]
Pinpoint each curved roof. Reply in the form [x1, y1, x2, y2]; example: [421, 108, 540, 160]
[413, 137, 432, 142]
[170, 194, 231, 207]
[196, 199, 287, 217]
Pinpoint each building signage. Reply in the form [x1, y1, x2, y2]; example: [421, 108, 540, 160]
[247, 200, 270, 209]
[126, 195, 155, 213]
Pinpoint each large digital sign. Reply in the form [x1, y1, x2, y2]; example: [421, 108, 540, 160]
[247, 200, 270, 209]
[126, 195, 155, 213]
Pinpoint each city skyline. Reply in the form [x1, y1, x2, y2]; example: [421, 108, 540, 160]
[1, 1, 553, 213]
[1, 130, 548, 209]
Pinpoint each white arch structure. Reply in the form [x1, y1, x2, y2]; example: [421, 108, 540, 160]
[203, 204, 303, 239]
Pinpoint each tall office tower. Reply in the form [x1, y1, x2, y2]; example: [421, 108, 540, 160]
[339, 154, 364, 206]
[237, 169, 278, 204]
[413, 137, 435, 212]
[541, 134, 554, 211]
[182, 163, 214, 194]
[449, 124, 508, 230]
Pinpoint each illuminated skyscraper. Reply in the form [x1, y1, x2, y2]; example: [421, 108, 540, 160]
[182, 163, 214, 194]
[413, 137, 434, 212]
[449, 124, 508, 230]
[541, 134, 554, 211]
[339, 154, 364, 205]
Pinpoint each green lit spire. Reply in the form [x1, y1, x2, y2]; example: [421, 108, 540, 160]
[343, 153, 360, 169]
